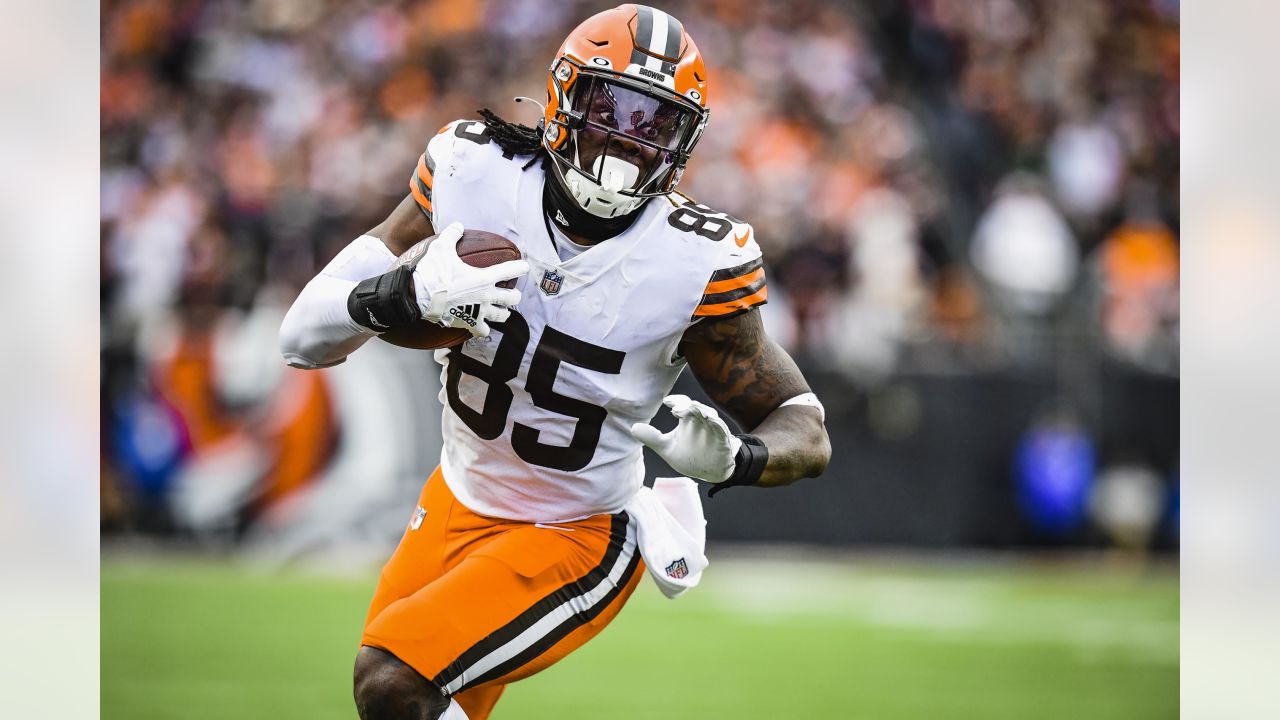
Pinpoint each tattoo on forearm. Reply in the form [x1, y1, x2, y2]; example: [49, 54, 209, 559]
[682, 311, 809, 430]
[682, 310, 829, 484]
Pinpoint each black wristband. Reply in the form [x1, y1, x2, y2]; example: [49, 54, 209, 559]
[708, 434, 769, 497]
[347, 266, 420, 332]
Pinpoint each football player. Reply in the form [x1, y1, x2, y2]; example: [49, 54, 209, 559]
[279, 5, 831, 719]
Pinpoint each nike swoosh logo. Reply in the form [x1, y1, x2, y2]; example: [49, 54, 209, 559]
[734, 228, 751, 247]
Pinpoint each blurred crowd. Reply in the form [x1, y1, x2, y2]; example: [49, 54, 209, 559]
[101, 0, 1180, 548]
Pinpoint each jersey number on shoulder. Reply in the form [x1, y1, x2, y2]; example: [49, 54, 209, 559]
[445, 311, 625, 472]
[453, 120, 530, 160]
[453, 121, 491, 145]
[667, 202, 741, 242]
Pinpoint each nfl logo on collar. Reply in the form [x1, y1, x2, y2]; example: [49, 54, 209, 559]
[664, 558, 688, 579]
[540, 269, 564, 296]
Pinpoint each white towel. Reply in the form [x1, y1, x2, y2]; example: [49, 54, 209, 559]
[623, 477, 708, 599]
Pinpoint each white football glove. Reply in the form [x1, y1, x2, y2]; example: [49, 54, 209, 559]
[413, 222, 529, 338]
[630, 395, 741, 484]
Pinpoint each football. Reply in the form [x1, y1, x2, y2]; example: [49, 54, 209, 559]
[378, 229, 523, 350]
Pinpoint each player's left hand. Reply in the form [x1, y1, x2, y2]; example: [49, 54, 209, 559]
[630, 395, 741, 485]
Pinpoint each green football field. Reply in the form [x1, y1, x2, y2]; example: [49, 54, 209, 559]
[102, 551, 1177, 719]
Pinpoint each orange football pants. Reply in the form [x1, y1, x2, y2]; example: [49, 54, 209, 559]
[361, 466, 644, 720]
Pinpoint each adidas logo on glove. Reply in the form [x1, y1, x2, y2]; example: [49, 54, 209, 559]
[448, 304, 480, 328]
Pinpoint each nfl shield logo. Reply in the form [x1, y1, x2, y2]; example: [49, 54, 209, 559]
[409, 506, 426, 531]
[664, 558, 689, 580]
[540, 269, 564, 296]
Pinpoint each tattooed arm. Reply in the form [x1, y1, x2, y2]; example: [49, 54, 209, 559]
[679, 310, 830, 487]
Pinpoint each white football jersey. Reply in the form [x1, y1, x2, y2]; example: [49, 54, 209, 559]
[409, 119, 768, 523]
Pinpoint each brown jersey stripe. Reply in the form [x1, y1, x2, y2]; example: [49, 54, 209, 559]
[709, 256, 763, 283]
[416, 155, 434, 188]
[700, 273, 766, 307]
[409, 174, 433, 215]
[693, 286, 768, 318]
[702, 267, 764, 296]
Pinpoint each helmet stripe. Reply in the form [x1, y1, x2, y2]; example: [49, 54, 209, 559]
[630, 5, 653, 67]
[647, 10, 668, 60]
[662, 14, 683, 59]
[631, 6, 680, 73]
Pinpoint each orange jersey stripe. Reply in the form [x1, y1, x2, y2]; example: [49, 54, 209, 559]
[702, 267, 764, 295]
[694, 286, 768, 317]
[409, 176, 433, 213]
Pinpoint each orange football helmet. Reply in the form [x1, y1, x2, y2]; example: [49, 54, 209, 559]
[540, 4, 710, 218]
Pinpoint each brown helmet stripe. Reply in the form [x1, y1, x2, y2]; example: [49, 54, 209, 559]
[662, 14, 683, 59]
[629, 5, 653, 67]
[630, 5, 679, 73]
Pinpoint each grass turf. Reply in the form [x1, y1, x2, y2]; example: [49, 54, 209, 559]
[102, 552, 1177, 719]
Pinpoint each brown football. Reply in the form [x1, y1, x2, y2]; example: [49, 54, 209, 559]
[378, 229, 523, 350]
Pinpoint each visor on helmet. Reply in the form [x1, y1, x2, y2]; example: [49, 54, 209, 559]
[551, 74, 701, 197]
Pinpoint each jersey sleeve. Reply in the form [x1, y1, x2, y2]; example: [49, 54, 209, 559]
[408, 118, 503, 228]
[692, 226, 768, 320]
[408, 142, 437, 221]
[407, 119, 470, 226]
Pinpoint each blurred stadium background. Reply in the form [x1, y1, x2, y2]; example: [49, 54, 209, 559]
[100, 0, 1179, 717]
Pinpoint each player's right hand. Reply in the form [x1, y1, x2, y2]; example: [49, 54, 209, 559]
[414, 222, 529, 338]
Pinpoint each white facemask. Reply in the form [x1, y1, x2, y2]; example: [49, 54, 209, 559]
[565, 154, 645, 218]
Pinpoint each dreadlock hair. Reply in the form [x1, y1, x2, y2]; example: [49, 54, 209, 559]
[478, 108, 547, 170]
